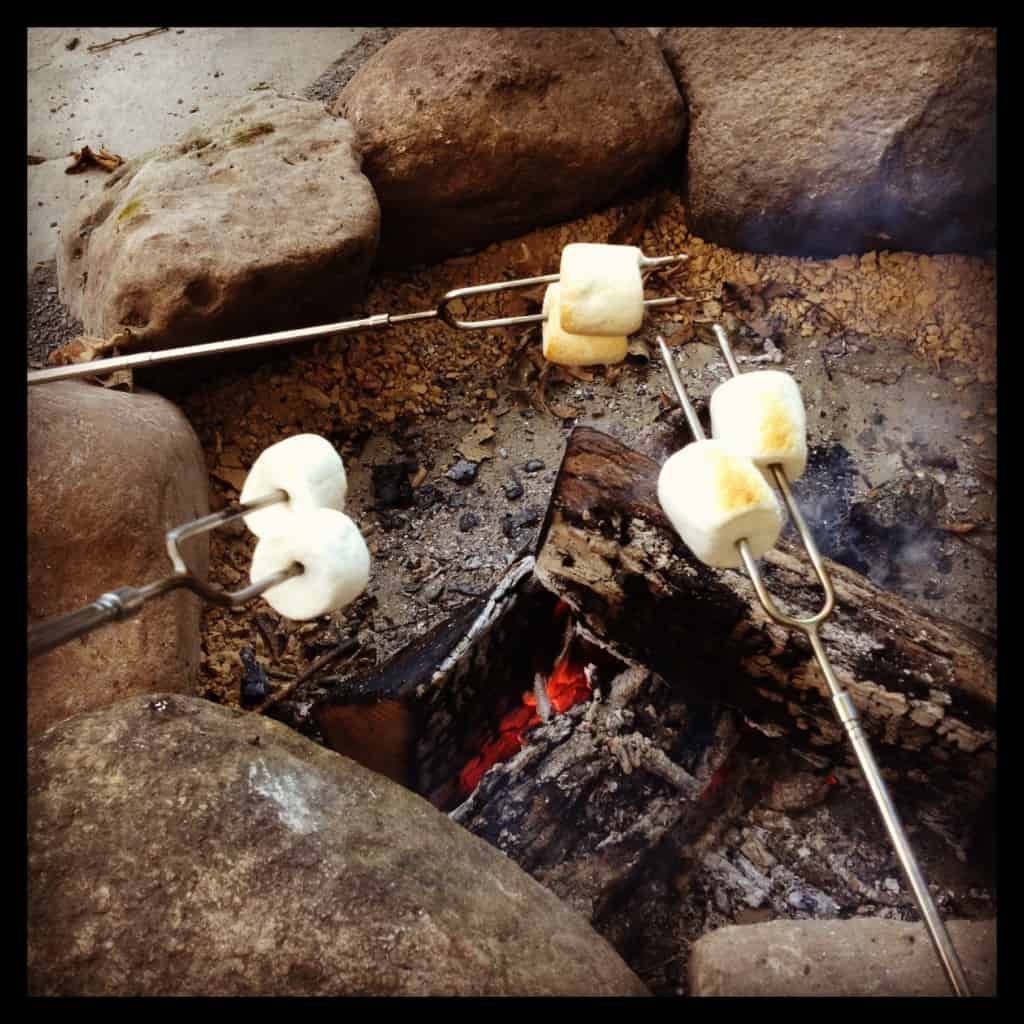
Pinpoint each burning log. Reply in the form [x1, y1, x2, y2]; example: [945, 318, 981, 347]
[531, 428, 995, 798]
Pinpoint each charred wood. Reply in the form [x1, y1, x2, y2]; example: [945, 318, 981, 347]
[531, 428, 995, 800]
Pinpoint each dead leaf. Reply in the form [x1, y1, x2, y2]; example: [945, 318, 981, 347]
[95, 368, 133, 392]
[545, 365, 578, 385]
[566, 365, 594, 382]
[212, 466, 249, 492]
[28, 154, 46, 165]
[65, 145, 125, 174]
[549, 403, 579, 420]
[940, 523, 979, 535]
[298, 383, 332, 409]
[47, 330, 132, 366]
[608, 192, 670, 247]
[218, 446, 245, 469]
[457, 422, 495, 462]
[626, 338, 652, 361]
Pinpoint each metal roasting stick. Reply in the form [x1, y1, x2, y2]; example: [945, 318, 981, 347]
[656, 329, 972, 998]
[26, 254, 690, 385]
[27, 490, 303, 658]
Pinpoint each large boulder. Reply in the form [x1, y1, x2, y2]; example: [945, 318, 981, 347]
[334, 28, 686, 267]
[660, 28, 996, 257]
[689, 918, 996, 997]
[27, 694, 650, 997]
[56, 93, 380, 353]
[27, 383, 209, 739]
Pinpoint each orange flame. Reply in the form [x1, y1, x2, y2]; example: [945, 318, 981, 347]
[458, 655, 591, 798]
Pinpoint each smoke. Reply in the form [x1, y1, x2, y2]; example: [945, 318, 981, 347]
[787, 445, 950, 597]
[732, 107, 996, 260]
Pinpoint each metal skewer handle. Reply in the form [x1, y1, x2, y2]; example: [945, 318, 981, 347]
[27, 253, 690, 386]
[27, 490, 301, 658]
[657, 330, 971, 997]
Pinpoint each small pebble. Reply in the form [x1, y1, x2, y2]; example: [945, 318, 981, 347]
[503, 476, 524, 501]
[446, 491, 467, 509]
[422, 580, 445, 603]
[446, 459, 479, 484]
[458, 512, 479, 532]
[523, 459, 545, 474]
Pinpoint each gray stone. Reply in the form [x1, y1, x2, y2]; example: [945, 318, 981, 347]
[57, 93, 379, 354]
[335, 28, 685, 267]
[689, 918, 996, 997]
[28, 694, 650, 997]
[660, 28, 996, 257]
[27, 383, 209, 740]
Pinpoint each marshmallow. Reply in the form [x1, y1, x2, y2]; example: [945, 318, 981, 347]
[241, 433, 347, 537]
[657, 439, 784, 568]
[250, 508, 370, 620]
[710, 371, 808, 481]
[558, 243, 644, 337]
[541, 284, 628, 366]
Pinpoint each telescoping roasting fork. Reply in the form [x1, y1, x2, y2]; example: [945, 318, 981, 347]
[25, 254, 691, 386]
[27, 253, 692, 653]
[656, 325, 972, 998]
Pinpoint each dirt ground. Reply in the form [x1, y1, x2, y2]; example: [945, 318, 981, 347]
[27, 185, 998, 724]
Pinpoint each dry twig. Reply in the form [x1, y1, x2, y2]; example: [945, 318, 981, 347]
[87, 27, 170, 53]
[254, 638, 359, 715]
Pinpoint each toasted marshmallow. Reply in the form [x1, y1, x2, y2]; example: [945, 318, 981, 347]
[710, 371, 807, 481]
[542, 283, 628, 366]
[558, 243, 644, 337]
[657, 439, 784, 568]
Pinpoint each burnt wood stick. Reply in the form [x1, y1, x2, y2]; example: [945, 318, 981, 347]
[533, 428, 995, 789]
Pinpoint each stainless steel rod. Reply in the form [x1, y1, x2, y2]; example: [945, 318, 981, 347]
[26, 312, 397, 385]
[808, 630, 973, 997]
[656, 336, 705, 440]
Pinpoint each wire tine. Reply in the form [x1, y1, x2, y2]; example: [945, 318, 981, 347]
[712, 323, 741, 377]
[198, 562, 303, 608]
[166, 489, 288, 574]
[639, 253, 689, 269]
[769, 465, 836, 623]
[656, 336, 705, 440]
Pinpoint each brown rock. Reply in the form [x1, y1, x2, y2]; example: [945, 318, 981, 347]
[27, 383, 209, 739]
[28, 694, 650, 997]
[689, 918, 996, 997]
[57, 93, 379, 354]
[335, 28, 685, 267]
[660, 28, 996, 257]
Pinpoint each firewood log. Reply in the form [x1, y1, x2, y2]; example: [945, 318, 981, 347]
[532, 428, 995, 792]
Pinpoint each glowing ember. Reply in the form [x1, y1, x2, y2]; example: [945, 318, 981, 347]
[458, 654, 591, 798]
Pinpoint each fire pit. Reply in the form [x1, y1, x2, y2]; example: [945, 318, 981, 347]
[28, 189, 997, 997]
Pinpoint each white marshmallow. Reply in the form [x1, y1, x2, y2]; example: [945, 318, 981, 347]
[657, 439, 784, 569]
[558, 243, 644, 337]
[710, 371, 808, 481]
[541, 284, 628, 366]
[241, 433, 347, 537]
[250, 508, 370, 620]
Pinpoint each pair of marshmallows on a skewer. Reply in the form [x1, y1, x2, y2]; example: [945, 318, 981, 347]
[240, 434, 370, 620]
[659, 372, 807, 568]
[541, 243, 645, 367]
[541, 242, 807, 570]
